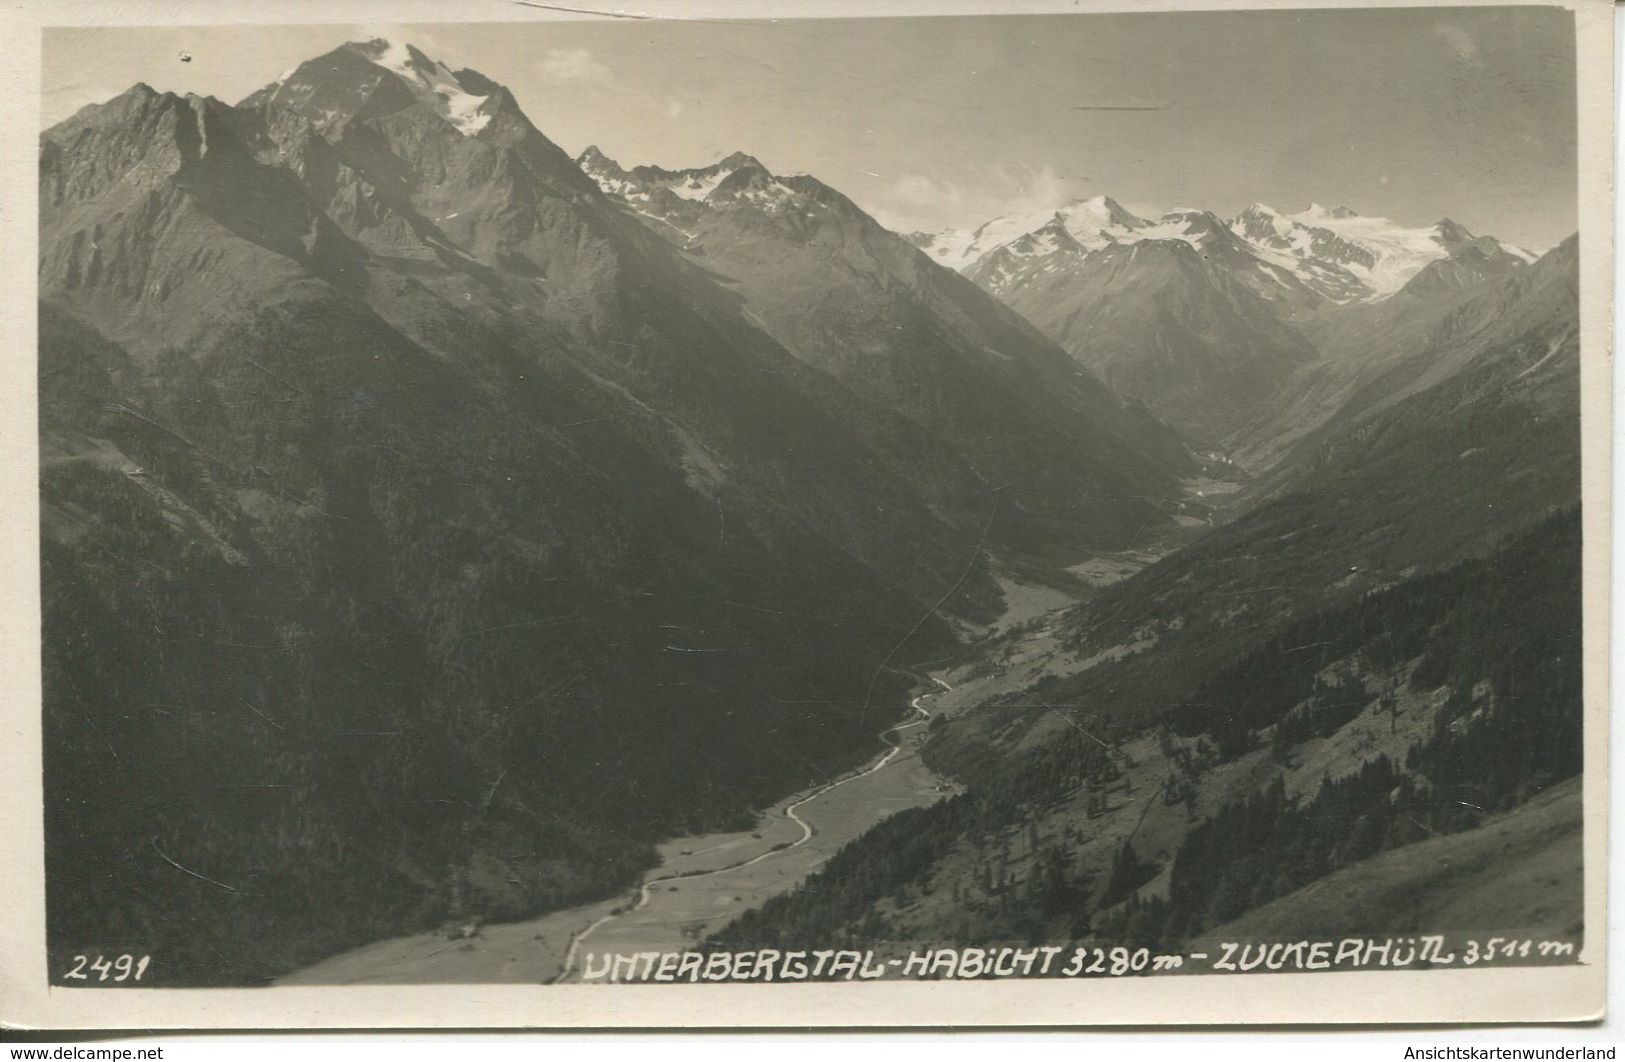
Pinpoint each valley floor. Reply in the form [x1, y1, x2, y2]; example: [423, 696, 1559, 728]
[280, 565, 1100, 985]
[280, 678, 965, 985]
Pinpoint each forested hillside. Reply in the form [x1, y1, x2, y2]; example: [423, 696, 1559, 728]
[717, 509, 1582, 952]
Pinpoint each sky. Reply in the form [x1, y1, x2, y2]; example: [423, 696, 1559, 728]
[41, 8, 1578, 250]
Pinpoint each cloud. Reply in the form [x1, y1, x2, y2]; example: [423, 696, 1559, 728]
[538, 47, 612, 84]
[996, 164, 1080, 217]
[666, 99, 684, 118]
[889, 174, 969, 215]
[864, 164, 1084, 233]
[1432, 22, 1482, 66]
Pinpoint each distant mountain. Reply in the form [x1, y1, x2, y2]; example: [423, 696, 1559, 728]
[909, 194, 1149, 272]
[1231, 234, 1572, 469]
[916, 192, 1538, 452]
[899, 186, 1541, 313]
[929, 195, 1536, 310]
[576, 146, 1197, 554]
[1398, 234, 1532, 299]
[576, 145, 769, 211]
[1229, 203, 1535, 303]
[1064, 234, 1580, 663]
[990, 239, 1318, 447]
[969, 206, 1316, 307]
[925, 205, 1315, 446]
[1285, 235, 1575, 475]
[999, 237, 1582, 754]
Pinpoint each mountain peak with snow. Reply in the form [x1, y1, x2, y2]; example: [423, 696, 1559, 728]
[251, 39, 506, 139]
[1433, 217, 1475, 245]
[1073, 194, 1145, 231]
[349, 39, 496, 136]
[577, 144, 632, 185]
[916, 193, 1152, 272]
[1234, 203, 1295, 241]
[1224, 205, 1534, 301]
[715, 150, 766, 172]
[932, 188, 1530, 308]
[1293, 202, 1361, 222]
[577, 147, 818, 224]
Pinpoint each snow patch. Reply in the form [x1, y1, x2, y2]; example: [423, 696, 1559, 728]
[1279, 209, 1454, 297]
[368, 40, 493, 137]
[923, 195, 1151, 273]
[668, 169, 728, 201]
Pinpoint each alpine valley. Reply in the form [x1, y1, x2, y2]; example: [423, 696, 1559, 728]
[39, 39, 1582, 985]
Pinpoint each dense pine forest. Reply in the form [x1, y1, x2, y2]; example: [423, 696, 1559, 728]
[39, 301, 940, 983]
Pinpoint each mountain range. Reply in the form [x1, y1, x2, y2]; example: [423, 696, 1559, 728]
[909, 195, 1539, 450]
[918, 197, 1535, 305]
[38, 37, 1582, 984]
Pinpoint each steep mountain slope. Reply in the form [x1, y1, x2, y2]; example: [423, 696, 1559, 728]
[718, 508, 1582, 955]
[1233, 236, 1574, 469]
[1194, 778, 1581, 947]
[41, 42, 1027, 610]
[973, 228, 1318, 446]
[1034, 236, 1578, 713]
[577, 148, 1196, 554]
[36, 40, 1202, 984]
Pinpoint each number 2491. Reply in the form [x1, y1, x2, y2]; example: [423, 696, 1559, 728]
[64, 953, 150, 983]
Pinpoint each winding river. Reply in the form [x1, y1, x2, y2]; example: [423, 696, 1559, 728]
[280, 675, 958, 985]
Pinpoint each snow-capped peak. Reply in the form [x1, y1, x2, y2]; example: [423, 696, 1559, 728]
[1054, 196, 1149, 246]
[924, 181, 1532, 306]
[1291, 202, 1360, 222]
[917, 194, 1151, 271]
[354, 39, 494, 136]
[578, 144, 617, 169]
[576, 148, 811, 222]
[715, 150, 765, 172]
[1235, 203, 1296, 240]
[1224, 205, 1506, 300]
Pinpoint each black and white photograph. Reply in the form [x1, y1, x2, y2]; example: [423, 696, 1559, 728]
[3, 0, 1613, 1030]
